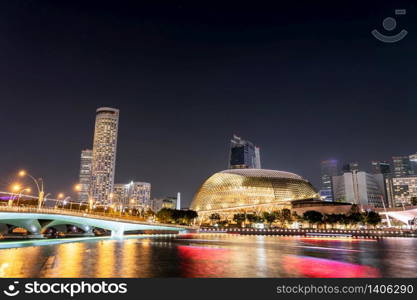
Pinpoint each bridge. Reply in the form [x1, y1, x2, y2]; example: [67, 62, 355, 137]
[0, 206, 195, 238]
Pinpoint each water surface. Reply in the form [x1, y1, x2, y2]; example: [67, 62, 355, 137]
[0, 234, 416, 278]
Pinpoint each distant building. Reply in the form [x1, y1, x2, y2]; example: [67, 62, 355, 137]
[371, 161, 391, 175]
[90, 107, 120, 204]
[332, 171, 385, 208]
[320, 159, 338, 202]
[386, 176, 417, 207]
[113, 181, 151, 209]
[342, 162, 359, 173]
[229, 135, 261, 169]
[371, 160, 392, 207]
[409, 153, 417, 175]
[392, 156, 413, 178]
[78, 149, 93, 203]
[152, 196, 178, 212]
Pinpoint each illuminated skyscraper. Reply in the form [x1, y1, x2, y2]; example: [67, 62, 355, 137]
[113, 181, 151, 209]
[229, 135, 261, 169]
[320, 159, 338, 201]
[90, 107, 119, 204]
[78, 149, 93, 202]
[392, 156, 413, 177]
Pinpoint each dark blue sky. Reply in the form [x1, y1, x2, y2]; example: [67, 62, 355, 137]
[1, 0, 417, 206]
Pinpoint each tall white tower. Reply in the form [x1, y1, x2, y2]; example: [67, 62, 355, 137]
[90, 107, 119, 204]
[176, 192, 181, 210]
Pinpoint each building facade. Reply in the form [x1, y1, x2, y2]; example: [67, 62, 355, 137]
[332, 171, 385, 208]
[90, 107, 120, 204]
[320, 159, 338, 202]
[392, 156, 413, 177]
[152, 196, 178, 212]
[78, 149, 93, 202]
[409, 153, 417, 175]
[386, 176, 417, 207]
[113, 181, 151, 209]
[371, 161, 391, 175]
[191, 169, 319, 221]
[229, 135, 261, 169]
[342, 162, 359, 173]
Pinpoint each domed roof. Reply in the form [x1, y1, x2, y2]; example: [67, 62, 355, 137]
[219, 169, 303, 180]
[191, 168, 318, 212]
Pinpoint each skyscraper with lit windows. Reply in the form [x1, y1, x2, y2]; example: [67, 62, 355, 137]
[90, 107, 119, 204]
[78, 149, 93, 203]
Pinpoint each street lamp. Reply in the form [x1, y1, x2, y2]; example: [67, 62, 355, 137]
[16, 188, 31, 206]
[18, 170, 45, 209]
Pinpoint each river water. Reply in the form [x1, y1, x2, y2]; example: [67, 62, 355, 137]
[0, 234, 416, 278]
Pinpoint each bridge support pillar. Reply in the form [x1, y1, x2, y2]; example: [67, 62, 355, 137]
[111, 227, 124, 238]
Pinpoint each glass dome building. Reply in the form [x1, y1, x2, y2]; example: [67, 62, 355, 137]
[190, 169, 319, 220]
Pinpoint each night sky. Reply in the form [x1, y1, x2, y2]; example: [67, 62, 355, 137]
[1, 0, 417, 207]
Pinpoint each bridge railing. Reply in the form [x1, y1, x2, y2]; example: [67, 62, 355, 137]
[0, 205, 194, 229]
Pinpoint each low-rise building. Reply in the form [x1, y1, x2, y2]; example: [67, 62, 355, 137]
[332, 171, 385, 208]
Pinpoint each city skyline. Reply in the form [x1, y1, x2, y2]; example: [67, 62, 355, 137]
[1, 1, 417, 207]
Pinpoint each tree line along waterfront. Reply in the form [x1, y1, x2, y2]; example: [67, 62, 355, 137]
[205, 205, 384, 229]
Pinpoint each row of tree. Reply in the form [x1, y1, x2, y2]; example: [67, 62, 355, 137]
[208, 206, 382, 228]
[156, 208, 198, 225]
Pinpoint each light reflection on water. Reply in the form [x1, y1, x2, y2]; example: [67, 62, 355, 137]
[0, 234, 416, 278]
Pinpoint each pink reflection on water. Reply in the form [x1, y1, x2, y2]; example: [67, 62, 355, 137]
[283, 255, 380, 278]
[177, 245, 231, 277]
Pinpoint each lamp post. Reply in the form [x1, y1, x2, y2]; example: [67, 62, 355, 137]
[18, 170, 45, 209]
[15, 188, 31, 207]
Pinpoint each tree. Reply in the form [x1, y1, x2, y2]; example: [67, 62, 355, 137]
[233, 213, 246, 227]
[246, 214, 257, 223]
[350, 204, 360, 214]
[144, 208, 155, 218]
[364, 211, 381, 227]
[156, 208, 175, 223]
[183, 210, 198, 225]
[262, 212, 276, 226]
[348, 212, 365, 228]
[209, 213, 221, 225]
[282, 208, 292, 225]
[324, 214, 340, 228]
[411, 197, 417, 206]
[302, 210, 323, 228]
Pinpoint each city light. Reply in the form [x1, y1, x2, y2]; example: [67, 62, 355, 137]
[11, 184, 21, 192]
[74, 184, 82, 192]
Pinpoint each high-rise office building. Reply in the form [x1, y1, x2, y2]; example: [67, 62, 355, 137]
[228, 135, 261, 169]
[342, 162, 359, 173]
[332, 171, 385, 208]
[78, 149, 93, 202]
[386, 176, 417, 207]
[392, 156, 413, 178]
[371, 161, 391, 175]
[409, 153, 417, 175]
[371, 160, 391, 207]
[90, 107, 120, 204]
[113, 181, 151, 209]
[320, 159, 338, 201]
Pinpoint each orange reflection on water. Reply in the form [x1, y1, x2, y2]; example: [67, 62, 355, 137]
[95, 240, 115, 277]
[49, 242, 85, 277]
[0, 246, 42, 277]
